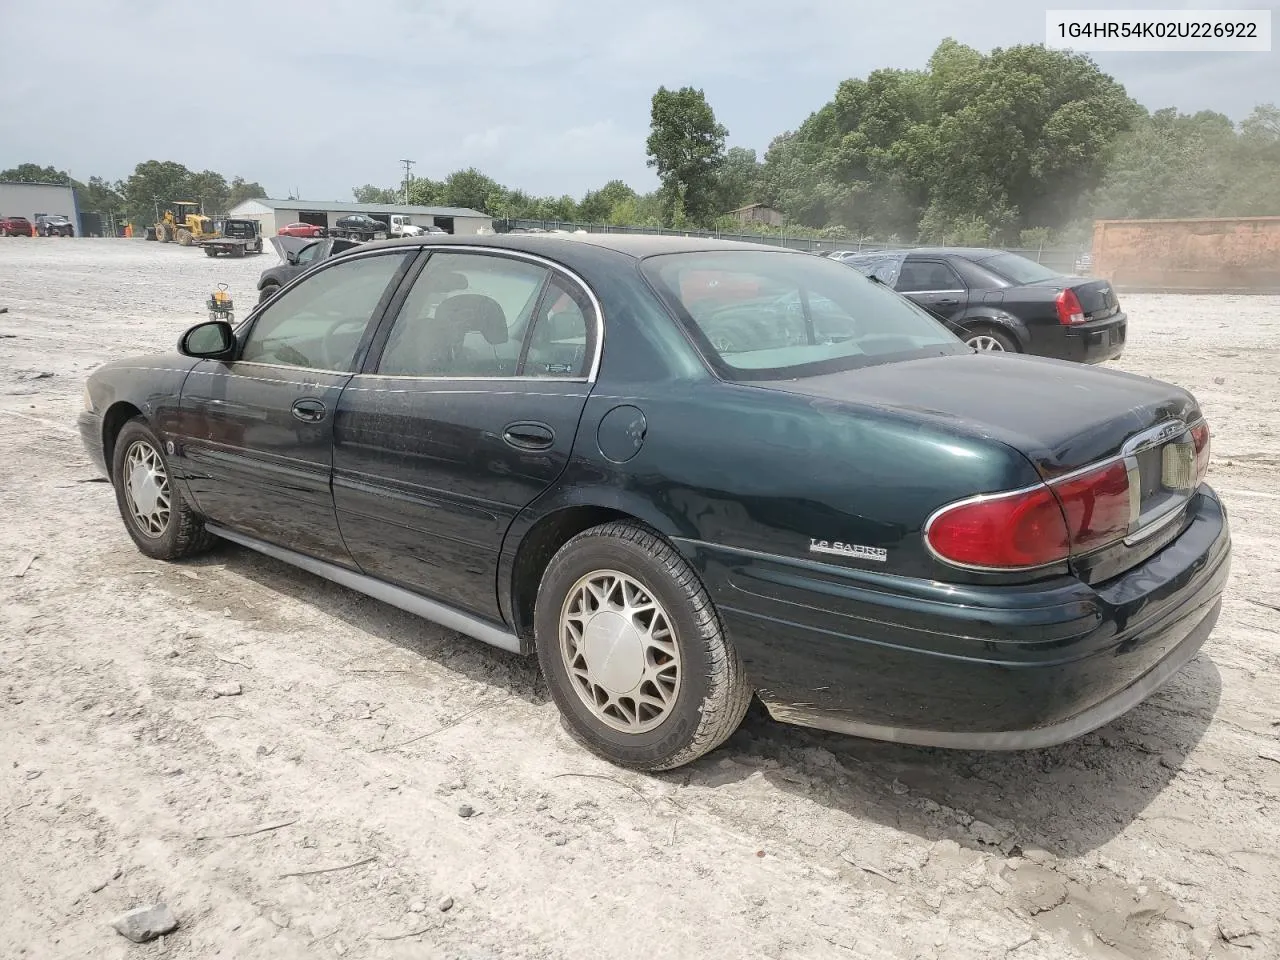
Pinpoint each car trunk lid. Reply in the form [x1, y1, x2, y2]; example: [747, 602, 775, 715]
[1026, 275, 1122, 321]
[748, 353, 1204, 580]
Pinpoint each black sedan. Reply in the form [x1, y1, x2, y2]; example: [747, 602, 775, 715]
[78, 234, 1228, 770]
[840, 247, 1127, 363]
[332, 214, 388, 240]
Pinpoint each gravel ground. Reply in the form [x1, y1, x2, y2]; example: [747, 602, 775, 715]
[1, 238, 1278, 960]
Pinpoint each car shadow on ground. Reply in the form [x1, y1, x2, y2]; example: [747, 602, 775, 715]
[678, 655, 1222, 858]
[197, 543, 1221, 858]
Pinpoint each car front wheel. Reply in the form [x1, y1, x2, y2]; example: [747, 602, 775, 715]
[111, 418, 218, 561]
[258, 281, 280, 304]
[533, 521, 752, 771]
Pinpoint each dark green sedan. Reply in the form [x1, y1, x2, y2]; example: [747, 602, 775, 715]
[78, 234, 1230, 770]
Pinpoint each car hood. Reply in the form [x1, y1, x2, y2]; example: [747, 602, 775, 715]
[270, 236, 310, 261]
[750, 352, 1198, 477]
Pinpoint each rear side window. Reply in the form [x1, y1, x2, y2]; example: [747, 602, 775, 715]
[978, 252, 1060, 284]
[642, 250, 964, 380]
[895, 260, 964, 292]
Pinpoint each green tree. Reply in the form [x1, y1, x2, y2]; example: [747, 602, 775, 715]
[646, 86, 728, 226]
[440, 167, 503, 213]
[715, 146, 762, 213]
[353, 184, 401, 204]
[0, 163, 69, 183]
[227, 176, 267, 208]
[406, 177, 445, 206]
[578, 179, 637, 223]
[186, 170, 229, 213]
[121, 160, 194, 227]
[77, 176, 125, 215]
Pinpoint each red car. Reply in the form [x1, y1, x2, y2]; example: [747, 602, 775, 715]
[277, 222, 325, 238]
[1, 215, 34, 237]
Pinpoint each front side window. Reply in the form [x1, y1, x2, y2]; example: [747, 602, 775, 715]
[377, 253, 549, 377]
[294, 241, 324, 265]
[642, 250, 964, 380]
[239, 252, 409, 371]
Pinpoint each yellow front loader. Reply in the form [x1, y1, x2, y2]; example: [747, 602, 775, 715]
[154, 202, 218, 245]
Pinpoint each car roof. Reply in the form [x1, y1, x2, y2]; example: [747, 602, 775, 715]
[357, 232, 806, 262]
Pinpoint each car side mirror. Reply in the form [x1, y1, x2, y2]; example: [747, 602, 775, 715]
[179, 320, 235, 359]
[285, 250, 299, 264]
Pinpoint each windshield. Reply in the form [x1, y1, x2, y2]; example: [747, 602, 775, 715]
[977, 252, 1060, 284]
[642, 250, 964, 380]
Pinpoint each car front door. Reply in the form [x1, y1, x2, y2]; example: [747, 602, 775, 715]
[174, 249, 415, 565]
[332, 249, 598, 620]
[894, 258, 968, 322]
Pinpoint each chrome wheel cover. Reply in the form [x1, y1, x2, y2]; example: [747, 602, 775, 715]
[559, 569, 681, 733]
[967, 334, 1006, 352]
[123, 439, 171, 538]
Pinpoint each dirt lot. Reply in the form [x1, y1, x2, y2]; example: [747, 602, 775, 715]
[1, 238, 1278, 960]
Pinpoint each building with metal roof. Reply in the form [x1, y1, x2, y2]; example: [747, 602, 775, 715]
[228, 197, 492, 236]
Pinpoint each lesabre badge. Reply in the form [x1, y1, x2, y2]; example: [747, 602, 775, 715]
[809, 539, 888, 562]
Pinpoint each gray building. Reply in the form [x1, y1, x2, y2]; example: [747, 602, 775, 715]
[0, 181, 80, 234]
[227, 198, 492, 236]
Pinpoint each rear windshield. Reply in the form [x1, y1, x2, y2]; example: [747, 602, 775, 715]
[978, 252, 1060, 284]
[641, 250, 964, 380]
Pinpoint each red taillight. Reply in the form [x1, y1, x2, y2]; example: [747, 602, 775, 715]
[1191, 421, 1210, 485]
[1056, 288, 1085, 325]
[926, 486, 1070, 569]
[1051, 461, 1132, 552]
[927, 461, 1135, 570]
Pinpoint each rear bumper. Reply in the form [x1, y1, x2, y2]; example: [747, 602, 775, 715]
[677, 487, 1229, 749]
[1038, 313, 1127, 364]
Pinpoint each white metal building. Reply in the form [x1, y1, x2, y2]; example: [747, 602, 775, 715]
[227, 198, 491, 236]
[0, 181, 80, 234]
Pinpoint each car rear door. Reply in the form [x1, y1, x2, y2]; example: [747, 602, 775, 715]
[894, 258, 969, 322]
[331, 248, 599, 620]
[173, 249, 415, 565]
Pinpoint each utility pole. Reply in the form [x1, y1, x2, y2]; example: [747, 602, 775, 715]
[399, 159, 415, 204]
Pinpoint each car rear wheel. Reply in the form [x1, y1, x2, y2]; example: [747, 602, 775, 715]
[964, 326, 1018, 353]
[533, 521, 752, 771]
[111, 418, 218, 561]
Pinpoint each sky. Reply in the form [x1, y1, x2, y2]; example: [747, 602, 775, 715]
[1, 0, 1276, 202]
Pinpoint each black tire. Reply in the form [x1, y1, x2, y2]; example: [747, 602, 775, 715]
[204, 246, 217, 257]
[533, 521, 752, 771]
[258, 282, 279, 305]
[110, 418, 218, 561]
[963, 324, 1019, 353]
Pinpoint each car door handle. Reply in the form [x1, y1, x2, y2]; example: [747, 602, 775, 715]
[291, 398, 327, 423]
[502, 422, 554, 450]
[935, 297, 959, 305]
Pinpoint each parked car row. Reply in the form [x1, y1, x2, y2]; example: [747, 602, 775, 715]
[278, 216, 448, 241]
[80, 231, 1227, 772]
[1, 214, 76, 237]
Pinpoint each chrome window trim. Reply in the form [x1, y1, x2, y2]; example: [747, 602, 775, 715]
[922, 417, 1205, 573]
[364, 245, 606, 384]
[897, 288, 966, 296]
